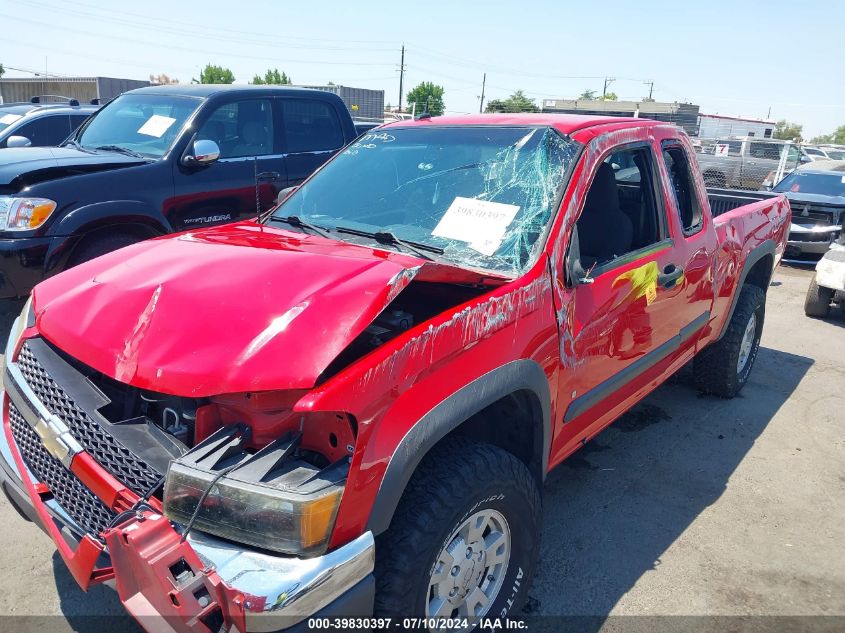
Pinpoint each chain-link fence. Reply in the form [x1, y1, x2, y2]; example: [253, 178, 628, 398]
[692, 138, 845, 192]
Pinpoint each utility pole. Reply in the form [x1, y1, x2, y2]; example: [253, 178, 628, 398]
[644, 80, 654, 100]
[397, 45, 406, 112]
[602, 76, 615, 98]
[479, 73, 486, 113]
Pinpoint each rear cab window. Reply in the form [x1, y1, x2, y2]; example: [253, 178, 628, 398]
[281, 99, 344, 153]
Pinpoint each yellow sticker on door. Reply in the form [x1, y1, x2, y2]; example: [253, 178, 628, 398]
[612, 261, 660, 306]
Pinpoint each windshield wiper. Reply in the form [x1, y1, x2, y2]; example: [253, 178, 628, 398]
[94, 145, 145, 158]
[273, 215, 334, 239]
[335, 226, 444, 261]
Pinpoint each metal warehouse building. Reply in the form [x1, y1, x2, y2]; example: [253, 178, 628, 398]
[697, 113, 776, 139]
[0, 76, 150, 104]
[541, 98, 701, 136]
[299, 85, 385, 121]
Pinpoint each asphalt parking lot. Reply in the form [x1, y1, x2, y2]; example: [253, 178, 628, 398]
[0, 264, 842, 632]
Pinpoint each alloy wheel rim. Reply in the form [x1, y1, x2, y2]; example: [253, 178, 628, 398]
[427, 508, 511, 622]
[737, 312, 757, 373]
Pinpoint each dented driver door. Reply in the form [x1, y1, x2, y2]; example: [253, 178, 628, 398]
[550, 138, 694, 465]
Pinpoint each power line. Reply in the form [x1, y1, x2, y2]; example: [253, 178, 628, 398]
[0, 14, 396, 67]
[12, 0, 399, 48]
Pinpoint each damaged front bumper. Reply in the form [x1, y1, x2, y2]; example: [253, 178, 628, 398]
[0, 357, 375, 632]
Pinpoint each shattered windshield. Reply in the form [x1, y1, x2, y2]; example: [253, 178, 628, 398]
[272, 126, 580, 276]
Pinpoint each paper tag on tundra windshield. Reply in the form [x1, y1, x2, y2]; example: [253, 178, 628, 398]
[137, 114, 176, 138]
[0, 113, 23, 125]
[432, 197, 520, 256]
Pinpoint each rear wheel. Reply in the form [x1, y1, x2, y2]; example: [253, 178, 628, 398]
[67, 232, 143, 267]
[804, 274, 832, 318]
[374, 439, 541, 628]
[694, 284, 765, 398]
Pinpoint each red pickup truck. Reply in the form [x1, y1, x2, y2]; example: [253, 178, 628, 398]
[0, 114, 789, 631]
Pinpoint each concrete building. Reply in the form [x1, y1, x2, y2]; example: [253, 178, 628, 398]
[541, 98, 700, 135]
[299, 85, 384, 121]
[0, 76, 150, 105]
[696, 113, 776, 139]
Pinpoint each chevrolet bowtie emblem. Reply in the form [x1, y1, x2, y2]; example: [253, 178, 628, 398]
[32, 413, 82, 468]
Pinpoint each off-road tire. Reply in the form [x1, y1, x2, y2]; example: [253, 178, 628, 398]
[804, 274, 832, 318]
[694, 284, 765, 398]
[374, 438, 541, 623]
[67, 233, 142, 267]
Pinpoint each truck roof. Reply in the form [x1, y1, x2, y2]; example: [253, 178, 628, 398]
[127, 84, 341, 100]
[382, 113, 665, 136]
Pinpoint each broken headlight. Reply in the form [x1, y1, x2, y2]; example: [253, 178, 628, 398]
[163, 424, 346, 556]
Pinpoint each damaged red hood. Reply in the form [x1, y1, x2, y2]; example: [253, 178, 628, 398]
[31, 222, 435, 396]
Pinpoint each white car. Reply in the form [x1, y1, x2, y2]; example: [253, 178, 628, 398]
[805, 240, 845, 317]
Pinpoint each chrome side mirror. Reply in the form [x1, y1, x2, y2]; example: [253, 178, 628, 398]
[7, 135, 31, 148]
[183, 139, 220, 166]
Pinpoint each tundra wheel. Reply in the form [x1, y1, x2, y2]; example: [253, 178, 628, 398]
[804, 275, 832, 318]
[68, 233, 142, 267]
[374, 439, 541, 628]
[694, 284, 765, 398]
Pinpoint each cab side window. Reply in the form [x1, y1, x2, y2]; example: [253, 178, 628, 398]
[281, 99, 344, 153]
[576, 145, 664, 270]
[197, 99, 274, 159]
[662, 143, 703, 235]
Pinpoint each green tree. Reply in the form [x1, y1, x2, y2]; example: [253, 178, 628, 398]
[601, 91, 618, 101]
[251, 68, 291, 85]
[0, 63, 5, 78]
[810, 125, 845, 145]
[772, 120, 803, 141]
[406, 82, 445, 115]
[485, 90, 539, 113]
[578, 89, 597, 100]
[193, 63, 235, 84]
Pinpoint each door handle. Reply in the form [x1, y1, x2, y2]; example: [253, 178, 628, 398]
[657, 264, 683, 288]
[257, 171, 281, 182]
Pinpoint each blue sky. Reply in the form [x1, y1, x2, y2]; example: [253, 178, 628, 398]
[2, 0, 842, 137]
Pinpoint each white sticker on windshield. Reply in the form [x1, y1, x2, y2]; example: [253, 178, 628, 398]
[841, 175, 845, 184]
[432, 197, 520, 257]
[0, 113, 23, 125]
[137, 114, 176, 138]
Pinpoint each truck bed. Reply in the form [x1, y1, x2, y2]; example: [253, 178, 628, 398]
[707, 188, 778, 218]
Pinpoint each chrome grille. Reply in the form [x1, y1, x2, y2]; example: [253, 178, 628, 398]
[8, 403, 115, 536]
[16, 342, 161, 493]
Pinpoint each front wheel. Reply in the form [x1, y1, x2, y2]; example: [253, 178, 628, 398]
[804, 274, 832, 318]
[694, 284, 765, 398]
[374, 439, 541, 627]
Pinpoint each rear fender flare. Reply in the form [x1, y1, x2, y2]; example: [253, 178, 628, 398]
[717, 239, 775, 340]
[365, 359, 551, 536]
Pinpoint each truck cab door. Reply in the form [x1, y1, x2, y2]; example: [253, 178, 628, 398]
[168, 98, 276, 230]
[278, 98, 347, 187]
[551, 141, 707, 465]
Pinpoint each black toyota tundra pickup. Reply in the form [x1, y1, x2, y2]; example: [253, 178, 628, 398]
[0, 84, 359, 298]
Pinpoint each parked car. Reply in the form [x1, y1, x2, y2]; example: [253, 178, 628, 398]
[0, 84, 358, 298]
[819, 145, 845, 161]
[0, 96, 98, 148]
[0, 114, 789, 630]
[696, 138, 813, 190]
[770, 161, 845, 262]
[804, 236, 845, 317]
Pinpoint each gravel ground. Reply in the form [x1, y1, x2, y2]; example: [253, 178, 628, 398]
[0, 265, 842, 632]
